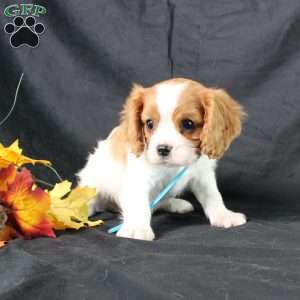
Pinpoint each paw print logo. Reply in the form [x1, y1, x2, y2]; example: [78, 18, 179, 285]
[4, 16, 45, 48]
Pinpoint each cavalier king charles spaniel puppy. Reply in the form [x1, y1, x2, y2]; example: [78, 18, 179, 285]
[77, 78, 246, 240]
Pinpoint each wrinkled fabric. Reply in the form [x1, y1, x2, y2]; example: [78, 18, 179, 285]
[1, 0, 300, 299]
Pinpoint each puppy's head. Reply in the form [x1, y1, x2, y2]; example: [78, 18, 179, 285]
[121, 78, 245, 166]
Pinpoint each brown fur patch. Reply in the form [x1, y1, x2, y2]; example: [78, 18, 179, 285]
[173, 80, 245, 159]
[119, 84, 145, 156]
[199, 88, 246, 159]
[109, 126, 128, 164]
[118, 84, 160, 157]
[141, 88, 160, 147]
[173, 82, 205, 150]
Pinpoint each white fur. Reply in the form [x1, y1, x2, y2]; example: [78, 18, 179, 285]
[155, 82, 187, 117]
[77, 82, 246, 241]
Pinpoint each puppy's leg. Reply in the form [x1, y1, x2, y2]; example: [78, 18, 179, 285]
[88, 198, 97, 217]
[117, 179, 154, 241]
[157, 198, 194, 214]
[190, 171, 246, 228]
[77, 139, 122, 217]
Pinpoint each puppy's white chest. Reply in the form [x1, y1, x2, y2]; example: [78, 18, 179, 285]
[146, 156, 215, 199]
[146, 165, 191, 200]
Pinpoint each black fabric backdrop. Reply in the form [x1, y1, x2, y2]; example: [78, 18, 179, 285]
[1, 0, 300, 299]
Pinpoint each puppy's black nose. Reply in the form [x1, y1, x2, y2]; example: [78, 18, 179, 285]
[157, 144, 172, 157]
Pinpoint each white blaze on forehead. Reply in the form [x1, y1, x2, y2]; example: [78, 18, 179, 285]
[147, 81, 196, 165]
[155, 82, 187, 119]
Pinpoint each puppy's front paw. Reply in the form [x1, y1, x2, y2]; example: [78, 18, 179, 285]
[117, 224, 155, 241]
[208, 209, 247, 228]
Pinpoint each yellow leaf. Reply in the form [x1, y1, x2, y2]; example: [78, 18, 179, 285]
[49, 182, 102, 230]
[49, 180, 72, 199]
[9, 140, 22, 154]
[0, 140, 51, 168]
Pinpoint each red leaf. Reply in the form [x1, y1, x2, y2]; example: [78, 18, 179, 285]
[0, 165, 16, 193]
[2, 169, 55, 238]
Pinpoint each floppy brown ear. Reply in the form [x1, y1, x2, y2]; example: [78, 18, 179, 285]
[120, 84, 145, 156]
[200, 89, 246, 159]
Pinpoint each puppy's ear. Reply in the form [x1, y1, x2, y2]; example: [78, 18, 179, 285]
[121, 84, 145, 156]
[199, 89, 246, 159]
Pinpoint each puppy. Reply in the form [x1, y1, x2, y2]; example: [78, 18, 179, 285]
[77, 78, 246, 240]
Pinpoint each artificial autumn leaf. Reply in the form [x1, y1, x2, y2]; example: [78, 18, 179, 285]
[0, 140, 50, 168]
[0, 225, 20, 245]
[0, 164, 16, 193]
[49, 181, 102, 230]
[48, 181, 72, 230]
[1, 168, 55, 238]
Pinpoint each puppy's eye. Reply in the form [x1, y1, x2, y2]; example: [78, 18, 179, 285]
[181, 119, 195, 131]
[146, 119, 154, 130]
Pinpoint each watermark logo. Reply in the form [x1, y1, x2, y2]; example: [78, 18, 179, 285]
[3, 4, 46, 48]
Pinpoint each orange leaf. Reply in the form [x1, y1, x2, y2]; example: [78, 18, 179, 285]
[2, 169, 55, 238]
[0, 140, 51, 168]
[0, 225, 20, 244]
[0, 241, 5, 248]
[0, 165, 16, 193]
